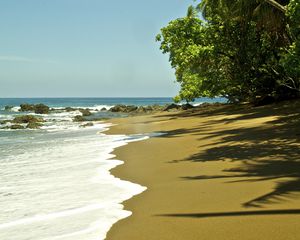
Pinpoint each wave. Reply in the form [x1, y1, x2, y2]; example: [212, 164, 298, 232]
[0, 124, 150, 240]
[0, 106, 20, 112]
[0, 203, 117, 230]
[90, 105, 113, 111]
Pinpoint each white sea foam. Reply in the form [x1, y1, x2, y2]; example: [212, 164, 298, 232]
[10, 106, 21, 112]
[0, 100, 170, 240]
[0, 120, 148, 240]
[0, 114, 14, 120]
[0, 203, 116, 230]
[192, 102, 203, 106]
[0, 106, 21, 112]
[177, 102, 204, 106]
[90, 105, 113, 111]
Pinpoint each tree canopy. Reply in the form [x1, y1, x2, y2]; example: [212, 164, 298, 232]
[156, 0, 300, 103]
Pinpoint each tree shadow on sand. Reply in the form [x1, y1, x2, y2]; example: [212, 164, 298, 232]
[160, 100, 300, 208]
[156, 208, 300, 219]
[183, 160, 300, 208]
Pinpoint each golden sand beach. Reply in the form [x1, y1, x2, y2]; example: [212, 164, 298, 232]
[106, 101, 300, 240]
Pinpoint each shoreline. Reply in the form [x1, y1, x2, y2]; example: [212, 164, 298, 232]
[105, 102, 300, 240]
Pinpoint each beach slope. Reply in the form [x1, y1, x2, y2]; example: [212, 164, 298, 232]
[106, 101, 300, 240]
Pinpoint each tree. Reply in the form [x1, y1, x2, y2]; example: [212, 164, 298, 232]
[156, 10, 216, 102]
[157, 0, 300, 103]
[280, 0, 300, 94]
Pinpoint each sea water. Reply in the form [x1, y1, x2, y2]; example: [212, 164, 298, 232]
[0, 98, 225, 240]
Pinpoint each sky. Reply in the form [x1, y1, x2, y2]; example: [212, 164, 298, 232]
[0, 0, 195, 97]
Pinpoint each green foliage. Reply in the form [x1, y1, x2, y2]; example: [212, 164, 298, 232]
[279, 0, 300, 97]
[156, 15, 208, 101]
[157, 1, 300, 103]
[288, 0, 300, 37]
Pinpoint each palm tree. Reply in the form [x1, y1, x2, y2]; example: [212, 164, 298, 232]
[198, 0, 287, 20]
[197, 0, 289, 42]
[186, 5, 198, 18]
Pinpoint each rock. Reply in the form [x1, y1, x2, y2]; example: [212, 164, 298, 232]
[126, 105, 138, 112]
[19, 103, 50, 114]
[110, 104, 126, 112]
[144, 106, 152, 112]
[73, 115, 85, 122]
[151, 104, 164, 111]
[146, 105, 163, 112]
[0, 120, 11, 125]
[10, 124, 25, 130]
[136, 105, 164, 113]
[79, 109, 92, 116]
[136, 106, 147, 113]
[4, 105, 14, 111]
[27, 122, 42, 129]
[164, 103, 181, 111]
[109, 104, 165, 114]
[12, 115, 44, 124]
[80, 122, 94, 128]
[34, 104, 50, 114]
[101, 107, 107, 111]
[20, 103, 35, 112]
[136, 106, 151, 113]
[65, 107, 76, 112]
[181, 103, 194, 110]
[110, 105, 138, 113]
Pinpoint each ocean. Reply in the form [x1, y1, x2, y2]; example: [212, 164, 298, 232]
[0, 97, 225, 240]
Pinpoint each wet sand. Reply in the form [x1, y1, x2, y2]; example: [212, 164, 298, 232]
[106, 101, 300, 240]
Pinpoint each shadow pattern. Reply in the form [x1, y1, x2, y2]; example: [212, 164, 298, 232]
[158, 100, 300, 208]
[157, 209, 300, 219]
[183, 160, 300, 207]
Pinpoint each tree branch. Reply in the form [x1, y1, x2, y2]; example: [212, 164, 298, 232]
[264, 0, 287, 13]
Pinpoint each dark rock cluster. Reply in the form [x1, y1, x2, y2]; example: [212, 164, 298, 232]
[108, 103, 194, 113]
[110, 105, 138, 113]
[0, 115, 44, 129]
[20, 103, 50, 114]
[12, 115, 44, 124]
[65, 107, 76, 112]
[73, 115, 85, 122]
[0, 102, 204, 130]
[79, 109, 92, 116]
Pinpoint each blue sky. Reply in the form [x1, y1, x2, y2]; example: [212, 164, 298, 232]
[0, 0, 194, 97]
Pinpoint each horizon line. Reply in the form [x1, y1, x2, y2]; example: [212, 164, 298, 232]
[0, 96, 176, 99]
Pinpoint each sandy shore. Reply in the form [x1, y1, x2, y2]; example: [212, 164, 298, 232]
[105, 101, 300, 240]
